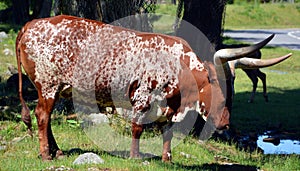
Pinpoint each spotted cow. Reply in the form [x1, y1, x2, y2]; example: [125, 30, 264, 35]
[16, 15, 291, 161]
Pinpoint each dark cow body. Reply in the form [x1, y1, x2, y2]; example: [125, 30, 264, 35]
[225, 44, 268, 103]
[16, 15, 291, 161]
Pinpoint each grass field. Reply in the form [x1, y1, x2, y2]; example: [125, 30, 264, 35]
[1, 2, 300, 171]
[224, 3, 300, 29]
[153, 3, 300, 32]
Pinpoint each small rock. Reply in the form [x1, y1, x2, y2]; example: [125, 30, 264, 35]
[89, 113, 109, 125]
[73, 152, 104, 165]
[179, 152, 185, 156]
[3, 48, 13, 56]
[43, 165, 74, 171]
[142, 160, 150, 166]
[180, 152, 192, 159]
[180, 152, 196, 159]
[0, 31, 8, 41]
[0, 145, 7, 151]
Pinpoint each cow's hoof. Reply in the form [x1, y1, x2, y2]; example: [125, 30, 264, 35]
[38, 153, 52, 161]
[56, 150, 64, 160]
[162, 152, 172, 163]
[39, 154, 52, 161]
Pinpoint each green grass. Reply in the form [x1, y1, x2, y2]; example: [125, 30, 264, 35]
[224, 3, 300, 29]
[152, 3, 300, 31]
[0, 29, 17, 78]
[223, 38, 300, 135]
[1, 121, 300, 171]
[151, 4, 177, 34]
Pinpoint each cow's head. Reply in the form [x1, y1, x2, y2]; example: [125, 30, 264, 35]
[199, 61, 230, 131]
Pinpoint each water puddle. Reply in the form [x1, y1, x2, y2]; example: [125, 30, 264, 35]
[257, 135, 300, 154]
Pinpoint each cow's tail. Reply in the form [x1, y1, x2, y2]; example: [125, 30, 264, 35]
[16, 27, 33, 136]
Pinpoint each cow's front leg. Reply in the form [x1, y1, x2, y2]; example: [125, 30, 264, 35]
[161, 123, 173, 162]
[130, 121, 143, 158]
[130, 118, 143, 159]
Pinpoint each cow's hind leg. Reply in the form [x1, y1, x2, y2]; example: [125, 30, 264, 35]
[35, 87, 62, 160]
[257, 69, 268, 102]
[244, 69, 258, 103]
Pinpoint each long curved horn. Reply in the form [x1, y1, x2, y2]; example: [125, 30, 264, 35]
[214, 34, 275, 65]
[234, 53, 292, 69]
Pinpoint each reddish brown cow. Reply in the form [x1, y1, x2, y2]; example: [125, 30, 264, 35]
[16, 15, 291, 161]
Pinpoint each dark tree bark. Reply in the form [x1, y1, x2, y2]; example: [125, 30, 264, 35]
[102, 0, 153, 32]
[53, 0, 154, 32]
[32, 0, 52, 19]
[54, 0, 103, 21]
[176, 0, 226, 52]
[10, 0, 51, 24]
[100, 0, 134, 23]
[12, 0, 30, 24]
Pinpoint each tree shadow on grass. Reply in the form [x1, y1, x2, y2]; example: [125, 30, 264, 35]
[231, 87, 300, 136]
[172, 163, 258, 171]
[0, 74, 38, 121]
[66, 148, 259, 171]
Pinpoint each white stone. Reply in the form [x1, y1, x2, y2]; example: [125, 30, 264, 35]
[73, 152, 104, 165]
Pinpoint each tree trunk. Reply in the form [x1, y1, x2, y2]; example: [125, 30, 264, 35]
[54, 0, 102, 21]
[176, 0, 226, 52]
[32, 0, 52, 19]
[100, 0, 134, 23]
[12, 0, 30, 24]
[53, 0, 154, 32]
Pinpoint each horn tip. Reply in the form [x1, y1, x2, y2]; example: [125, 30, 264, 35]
[267, 33, 275, 41]
[284, 53, 293, 59]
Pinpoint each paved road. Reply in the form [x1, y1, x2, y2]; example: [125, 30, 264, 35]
[224, 29, 300, 50]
